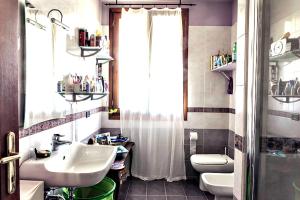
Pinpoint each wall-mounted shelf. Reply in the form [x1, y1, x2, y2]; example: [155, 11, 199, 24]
[210, 62, 235, 95]
[270, 95, 300, 103]
[67, 46, 102, 57]
[211, 62, 236, 80]
[79, 46, 102, 57]
[58, 92, 108, 102]
[96, 55, 114, 65]
[211, 62, 236, 72]
[270, 49, 300, 63]
[67, 46, 114, 63]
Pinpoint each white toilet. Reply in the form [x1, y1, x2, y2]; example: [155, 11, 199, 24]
[190, 154, 234, 192]
[190, 154, 234, 173]
[201, 173, 234, 200]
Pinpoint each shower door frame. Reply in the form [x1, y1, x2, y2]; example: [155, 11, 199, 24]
[246, 0, 270, 200]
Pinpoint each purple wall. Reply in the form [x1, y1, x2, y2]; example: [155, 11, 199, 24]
[102, 0, 235, 26]
[231, 0, 237, 24]
[189, 0, 233, 26]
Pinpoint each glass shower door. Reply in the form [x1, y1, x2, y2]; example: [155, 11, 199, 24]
[249, 0, 300, 200]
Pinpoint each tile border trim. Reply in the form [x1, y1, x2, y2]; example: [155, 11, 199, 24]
[261, 136, 300, 153]
[19, 106, 107, 138]
[188, 107, 235, 114]
[20, 106, 235, 138]
[268, 109, 300, 120]
[235, 134, 246, 153]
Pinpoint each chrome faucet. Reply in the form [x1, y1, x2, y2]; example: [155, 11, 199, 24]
[52, 134, 72, 152]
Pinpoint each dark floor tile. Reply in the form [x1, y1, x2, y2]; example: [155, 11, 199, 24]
[183, 180, 205, 196]
[167, 196, 187, 200]
[165, 181, 185, 196]
[126, 196, 147, 200]
[186, 176, 199, 181]
[119, 180, 131, 195]
[147, 180, 166, 195]
[118, 193, 127, 200]
[127, 181, 147, 195]
[148, 196, 166, 200]
[204, 192, 214, 200]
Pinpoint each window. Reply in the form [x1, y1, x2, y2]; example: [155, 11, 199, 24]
[108, 8, 188, 120]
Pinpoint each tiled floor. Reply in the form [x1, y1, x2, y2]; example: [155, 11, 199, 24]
[118, 178, 214, 200]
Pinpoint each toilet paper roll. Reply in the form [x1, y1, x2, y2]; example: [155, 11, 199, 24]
[190, 131, 198, 141]
[190, 131, 198, 155]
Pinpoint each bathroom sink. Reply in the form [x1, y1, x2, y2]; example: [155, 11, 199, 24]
[20, 143, 117, 188]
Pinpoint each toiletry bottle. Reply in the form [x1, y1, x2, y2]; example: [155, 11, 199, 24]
[57, 81, 62, 92]
[96, 30, 101, 47]
[85, 30, 90, 46]
[83, 75, 89, 92]
[232, 42, 237, 62]
[90, 34, 95, 47]
[79, 29, 86, 46]
[90, 77, 96, 92]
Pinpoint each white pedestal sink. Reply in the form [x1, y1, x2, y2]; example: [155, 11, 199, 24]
[20, 143, 117, 188]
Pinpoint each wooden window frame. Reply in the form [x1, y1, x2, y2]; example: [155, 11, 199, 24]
[109, 8, 188, 120]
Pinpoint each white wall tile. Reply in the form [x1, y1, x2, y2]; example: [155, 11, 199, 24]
[235, 85, 246, 137]
[188, 26, 231, 108]
[229, 113, 235, 132]
[101, 112, 121, 128]
[234, 149, 246, 200]
[268, 115, 300, 138]
[237, 0, 248, 38]
[236, 34, 248, 86]
[20, 0, 103, 163]
[184, 113, 229, 130]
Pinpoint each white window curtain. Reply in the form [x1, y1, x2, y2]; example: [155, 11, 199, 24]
[24, 19, 67, 128]
[119, 8, 186, 181]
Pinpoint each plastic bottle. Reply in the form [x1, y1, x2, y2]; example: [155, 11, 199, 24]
[232, 42, 237, 62]
[96, 30, 101, 47]
[90, 34, 96, 47]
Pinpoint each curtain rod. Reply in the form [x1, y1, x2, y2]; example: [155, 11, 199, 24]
[104, 3, 196, 6]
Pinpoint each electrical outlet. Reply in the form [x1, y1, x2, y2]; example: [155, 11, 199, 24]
[86, 111, 91, 118]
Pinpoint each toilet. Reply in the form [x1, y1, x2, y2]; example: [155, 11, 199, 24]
[190, 154, 234, 191]
[201, 173, 234, 200]
[190, 154, 234, 173]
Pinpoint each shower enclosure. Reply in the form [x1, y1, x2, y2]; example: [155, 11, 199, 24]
[247, 0, 300, 200]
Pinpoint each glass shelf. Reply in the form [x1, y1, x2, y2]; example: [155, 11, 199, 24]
[67, 46, 102, 57]
[269, 49, 300, 63]
[67, 46, 114, 63]
[211, 62, 236, 72]
[58, 92, 108, 102]
[96, 54, 114, 65]
[79, 46, 102, 57]
[270, 95, 300, 103]
[211, 62, 236, 81]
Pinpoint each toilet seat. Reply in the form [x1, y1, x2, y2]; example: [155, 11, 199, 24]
[190, 154, 234, 173]
[191, 154, 229, 165]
